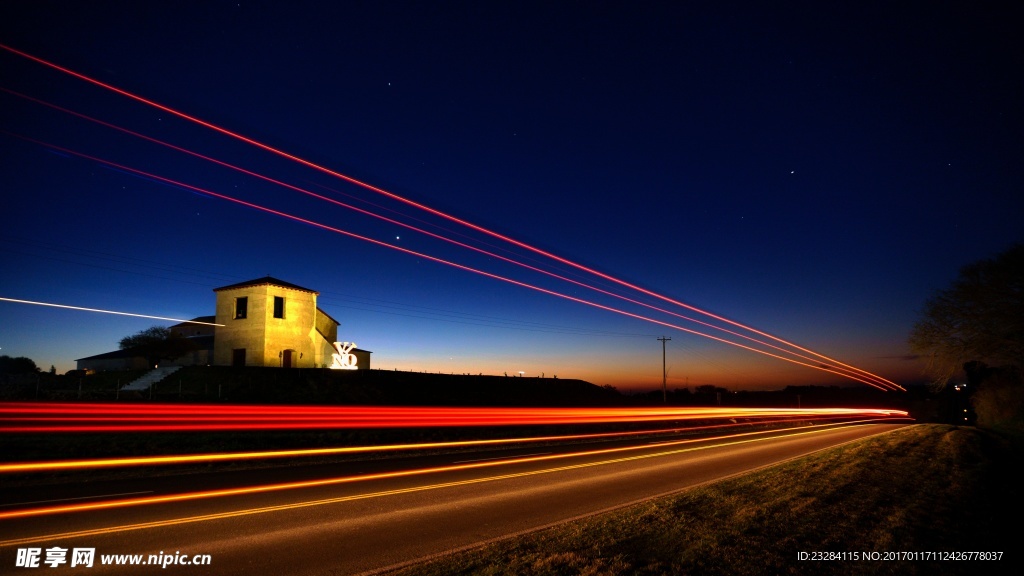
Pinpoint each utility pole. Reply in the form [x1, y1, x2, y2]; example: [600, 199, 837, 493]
[657, 336, 671, 403]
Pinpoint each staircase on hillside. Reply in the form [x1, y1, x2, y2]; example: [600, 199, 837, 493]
[121, 365, 182, 392]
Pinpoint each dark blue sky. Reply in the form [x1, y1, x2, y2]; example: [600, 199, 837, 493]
[2, 1, 1021, 391]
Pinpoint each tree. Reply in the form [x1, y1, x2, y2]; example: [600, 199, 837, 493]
[909, 243, 1024, 389]
[694, 385, 728, 395]
[0, 355, 39, 375]
[970, 365, 1024, 437]
[119, 326, 197, 367]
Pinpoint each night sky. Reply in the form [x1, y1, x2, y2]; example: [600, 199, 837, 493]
[1, 1, 1021, 392]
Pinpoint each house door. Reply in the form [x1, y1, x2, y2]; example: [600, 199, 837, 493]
[232, 348, 246, 367]
[282, 349, 293, 368]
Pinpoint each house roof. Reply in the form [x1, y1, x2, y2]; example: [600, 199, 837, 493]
[75, 336, 214, 361]
[317, 307, 340, 326]
[75, 348, 141, 362]
[170, 316, 216, 328]
[213, 276, 317, 294]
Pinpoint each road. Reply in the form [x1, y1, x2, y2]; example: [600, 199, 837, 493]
[1, 422, 908, 574]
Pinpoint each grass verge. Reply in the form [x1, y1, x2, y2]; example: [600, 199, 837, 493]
[384, 424, 1020, 576]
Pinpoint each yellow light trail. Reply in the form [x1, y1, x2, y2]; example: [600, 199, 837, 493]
[0, 297, 224, 326]
[0, 417, 852, 474]
[0, 420, 909, 547]
[0, 418, 909, 527]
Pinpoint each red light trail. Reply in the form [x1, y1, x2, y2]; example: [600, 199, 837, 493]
[0, 88, 905, 389]
[0, 43, 902, 392]
[1, 133, 897, 389]
[0, 401, 909, 433]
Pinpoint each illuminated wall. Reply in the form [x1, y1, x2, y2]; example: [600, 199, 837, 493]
[352, 348, 371, 370]
[212, 277, 344, 368]
[313, 308, 338, 368]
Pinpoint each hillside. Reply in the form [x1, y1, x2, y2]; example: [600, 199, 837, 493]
[4, 366, 621, 407]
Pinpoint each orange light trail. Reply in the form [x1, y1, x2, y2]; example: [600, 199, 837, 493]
[0, 134, 897, 390]
[0, 88, 899, 389]
[0, 401, 909, 433]
[0, 43, 902, 392]
[0, 416, 871, 474]
[0, 419, 909, 524]
[0, 297, 224, 326]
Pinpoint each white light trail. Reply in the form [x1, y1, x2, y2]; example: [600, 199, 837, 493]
[0, 297, 224, 326]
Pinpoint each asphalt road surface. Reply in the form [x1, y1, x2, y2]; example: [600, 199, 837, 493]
[1, 422, 908, 574]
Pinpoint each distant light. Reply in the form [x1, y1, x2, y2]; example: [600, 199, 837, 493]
[0, 297, 224, 326]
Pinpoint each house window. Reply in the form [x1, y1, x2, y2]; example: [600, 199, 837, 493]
[273, 296, 285, 319]
[235, 297, 248, 319]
